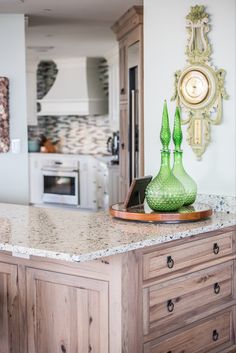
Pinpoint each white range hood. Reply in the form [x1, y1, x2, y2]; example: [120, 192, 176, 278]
[38, 57, 108, 116]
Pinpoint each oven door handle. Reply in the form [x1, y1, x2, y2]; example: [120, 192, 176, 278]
[41, 168, 79, 172]
[41, 169, 79, 177]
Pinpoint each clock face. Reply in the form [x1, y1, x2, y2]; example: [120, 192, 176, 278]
[180, 70, 209, 105]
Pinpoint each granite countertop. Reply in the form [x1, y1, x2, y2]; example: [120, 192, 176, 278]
[0, 203, 235, 263]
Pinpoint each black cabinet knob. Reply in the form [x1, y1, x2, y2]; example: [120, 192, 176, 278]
[167, 299, 175, 313]
[213, 243, 220, 255]
[121, 143, 125, 150]
[212, 329, 219, 342]
[167, 256, 174, 269]
[214, 282, 221, 294]
[120, 88, 125, 95]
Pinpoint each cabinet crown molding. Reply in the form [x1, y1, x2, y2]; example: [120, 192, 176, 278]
[111, 6, 143, 40]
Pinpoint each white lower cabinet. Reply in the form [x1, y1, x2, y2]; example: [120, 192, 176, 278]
[96, 161, 119, 208]
[29, 155, 43, 205]
[79, 158, 98, 210]
[108, 165, 120, 205]
[29, 154, 119, 210]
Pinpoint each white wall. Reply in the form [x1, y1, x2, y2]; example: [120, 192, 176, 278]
[0, 15, 29, 204]
[105, 46, 119, 131]
[144, 0, 236, 196]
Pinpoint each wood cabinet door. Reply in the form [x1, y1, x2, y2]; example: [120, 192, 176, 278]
[0, 262, 20, 353]
[26, 268, 109, 353]
[119, 38, 128, 101]
[119, 103, 129, 201]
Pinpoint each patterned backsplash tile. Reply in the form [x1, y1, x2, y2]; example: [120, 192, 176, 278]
[28, 115, 113, 155]
[28, 59, 111, 155]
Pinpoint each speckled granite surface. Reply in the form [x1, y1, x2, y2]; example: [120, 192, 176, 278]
[0, 202, 235, 263]
[197, 194, 236, 214]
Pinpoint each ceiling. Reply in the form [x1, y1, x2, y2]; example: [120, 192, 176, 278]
[0, 0, 143, 61]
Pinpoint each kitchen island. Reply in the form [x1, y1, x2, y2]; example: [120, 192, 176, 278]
[0, 202, 236, 353]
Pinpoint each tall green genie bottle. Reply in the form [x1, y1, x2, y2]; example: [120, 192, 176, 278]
[172, 106, 197, 206]
[145, 101, 186, 212]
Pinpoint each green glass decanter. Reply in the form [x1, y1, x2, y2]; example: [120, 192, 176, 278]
[145, 101, 186, 212]
[172, 106, 197, 206]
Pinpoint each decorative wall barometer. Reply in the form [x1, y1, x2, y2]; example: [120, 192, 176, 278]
[172, 5, 228, 159]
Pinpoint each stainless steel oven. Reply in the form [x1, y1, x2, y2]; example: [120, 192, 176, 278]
[42, 161, 80, 205]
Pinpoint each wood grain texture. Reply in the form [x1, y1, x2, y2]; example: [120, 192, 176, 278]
[107, 255, 123, 353]
[144, 309, 234, 353]
[119, 103, 129, 200]
[18, 264, 27, 353]
[119, 40, 128, 101]
[143, 231, 233, 281]
[0, 262, 19, 353]
[112, 6, 144, 201]
[143, 261, 233, 339]
[221, 345, 236, 353]
[0, 225, 234, 353]
[121, 251, 143, 353]
[139, 227, 235, 257]
[26, 268, 109, 353]
[111, 6, 143, 41]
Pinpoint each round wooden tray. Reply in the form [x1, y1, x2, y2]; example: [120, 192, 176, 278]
[109, 203, 212, 223]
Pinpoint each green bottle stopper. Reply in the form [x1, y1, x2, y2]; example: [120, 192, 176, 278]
[173, 106, 183, 152]
[160, 100, 171, 151]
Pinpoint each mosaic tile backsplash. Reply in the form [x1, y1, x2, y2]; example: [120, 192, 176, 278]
[28, 115, 112, 155]
[28, 59, 111, 155]
[37, 61, 58, 100]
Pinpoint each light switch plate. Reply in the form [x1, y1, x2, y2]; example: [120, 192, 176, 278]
[11, 139, 21, 154]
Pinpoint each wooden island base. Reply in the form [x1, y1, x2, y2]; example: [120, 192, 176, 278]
[1, 226, 236, 353]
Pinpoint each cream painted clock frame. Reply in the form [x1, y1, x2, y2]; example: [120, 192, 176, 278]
[172, 5, 229, 160]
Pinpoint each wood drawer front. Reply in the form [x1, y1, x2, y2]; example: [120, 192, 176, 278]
[143, 262, 233, 338]
[143, 232, 233, 281]
[144, 309, 233, 353]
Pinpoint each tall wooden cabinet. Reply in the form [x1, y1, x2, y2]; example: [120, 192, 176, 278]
[112, 6, 144, 201]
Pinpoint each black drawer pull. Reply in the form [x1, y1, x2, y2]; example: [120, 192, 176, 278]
[213, 243, 220, 255]
[167, 351, 172, 353]
[167, 256, 174, 269]
[212, 329, 219, 342]
[120, 88, 125, 95]
[167, 299, 175, 313]
[214, 282, 221, 294]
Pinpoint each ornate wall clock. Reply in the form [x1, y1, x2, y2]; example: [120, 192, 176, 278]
[172, 5, 229, 159]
